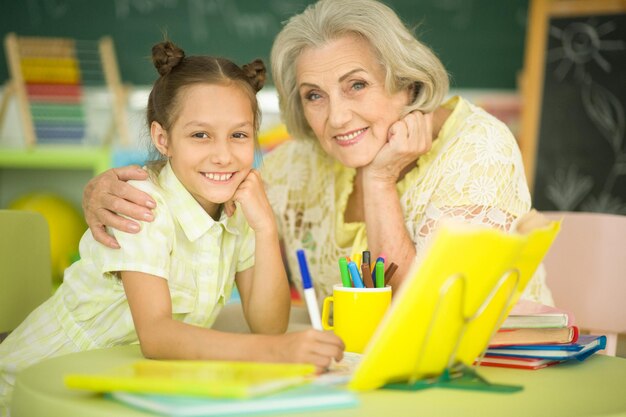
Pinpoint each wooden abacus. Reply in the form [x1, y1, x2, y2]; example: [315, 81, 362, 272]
[1, 33, 129, 147]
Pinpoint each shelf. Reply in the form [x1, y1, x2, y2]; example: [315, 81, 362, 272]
[0, 146, 112, 175]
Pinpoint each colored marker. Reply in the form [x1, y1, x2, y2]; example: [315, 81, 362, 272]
[361, 263, 374, 288]
[339, 257, 352, 288]
[361, 251, 374, 288]
[296, 249, 322, 330]
[352, 253, 362, 271]
[348, 261, 364, 288]
[362, 251, 371, 266]
[385, 262, 399, 286]
[375, 261, 385, 288]
[373, 253, 386, 267]
[371, 256, 385, 282]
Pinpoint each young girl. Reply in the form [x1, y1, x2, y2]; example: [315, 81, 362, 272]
[0, 41, 344, 413]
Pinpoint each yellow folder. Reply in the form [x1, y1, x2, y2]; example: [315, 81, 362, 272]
[348, 220, 561, 391]
[65, 360, 316, 398]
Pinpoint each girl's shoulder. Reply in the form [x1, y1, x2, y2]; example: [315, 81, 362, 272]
[127, 177, 173, 223]
[128, 177, 167, 205]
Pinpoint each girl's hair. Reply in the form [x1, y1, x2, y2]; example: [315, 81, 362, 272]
[146, 40, 266, 170]
[271, 0, 449, 141]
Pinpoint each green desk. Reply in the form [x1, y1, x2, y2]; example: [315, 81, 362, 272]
[11, 345, 626, 417]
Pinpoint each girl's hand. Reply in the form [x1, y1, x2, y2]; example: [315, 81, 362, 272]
[228, 169, 275, 233]
[364, 110, 434, 184]
[83, 165, 155, 248]
[273, 330, 345, 372]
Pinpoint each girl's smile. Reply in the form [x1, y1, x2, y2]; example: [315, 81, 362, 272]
[202, 171, 236, 182]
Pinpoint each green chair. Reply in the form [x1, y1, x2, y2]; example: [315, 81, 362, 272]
[0, 209, 52, 339]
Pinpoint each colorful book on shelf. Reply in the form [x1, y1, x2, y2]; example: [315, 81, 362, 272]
[108, 384, 358, 417]
[65, 360, 316, 399]
[489, 325, 579, 347]
[501, 299, 573, 329]
[486, 334, 606, 361]
[475, 355, 562, 370]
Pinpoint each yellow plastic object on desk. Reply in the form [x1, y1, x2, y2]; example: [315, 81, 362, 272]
[65, 360, 316, 399]
[348, 220, 561, 391]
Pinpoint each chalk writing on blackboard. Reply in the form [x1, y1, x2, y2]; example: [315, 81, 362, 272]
[114, 0, 178, 19]
[26, 0, 283, 43]
[3, 0, 529, 87]
[536, 14, 626, 214]
[115, 0, 277, 41]
[428, 0, 475, 29]
[26, 0, 70, 25]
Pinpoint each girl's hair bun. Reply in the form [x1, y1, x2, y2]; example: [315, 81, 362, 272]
[242, 59, 266, 92]
[152, 41, 185, 76]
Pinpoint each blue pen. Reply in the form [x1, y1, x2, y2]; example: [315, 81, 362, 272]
[371, 256, 385, 282]
[348, 261, 365, 288]
[296, 249, 323, 330]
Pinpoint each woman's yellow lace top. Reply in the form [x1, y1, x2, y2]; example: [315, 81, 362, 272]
[261, 96, 553, 305]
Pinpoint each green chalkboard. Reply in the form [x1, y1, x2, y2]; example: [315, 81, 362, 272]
[1, 0, 528, 88]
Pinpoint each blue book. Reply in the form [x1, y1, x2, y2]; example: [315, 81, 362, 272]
[486, 334, 606, 361]
[108, 384, 358, 417]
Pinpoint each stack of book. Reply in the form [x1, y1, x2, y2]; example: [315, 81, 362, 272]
[477, 300, 606, 370]
[65, 360, 358, 417]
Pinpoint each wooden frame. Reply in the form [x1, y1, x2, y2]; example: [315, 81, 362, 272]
[519, 0, 626, 190]
[4, 33, 35, 146]
[2, 33, 129, 147]
[99, 36, 130, 146]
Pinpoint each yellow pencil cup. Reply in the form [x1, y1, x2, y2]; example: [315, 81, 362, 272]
[321, 284, 391, 353]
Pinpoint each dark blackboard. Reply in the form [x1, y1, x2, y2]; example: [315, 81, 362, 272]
[533, 12, 626, 214]
[1, 0, 528, 88]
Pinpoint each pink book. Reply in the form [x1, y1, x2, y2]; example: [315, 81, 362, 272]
[475, 355, 562, 370]
[489, 325, 579, 347]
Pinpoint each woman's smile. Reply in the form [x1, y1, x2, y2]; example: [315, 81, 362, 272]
[334, 127, 369, 147]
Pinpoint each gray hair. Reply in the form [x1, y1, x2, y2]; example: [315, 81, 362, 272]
[271, 0, 449, 141]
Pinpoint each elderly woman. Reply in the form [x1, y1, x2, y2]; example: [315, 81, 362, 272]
[83, 0, 552, 305]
